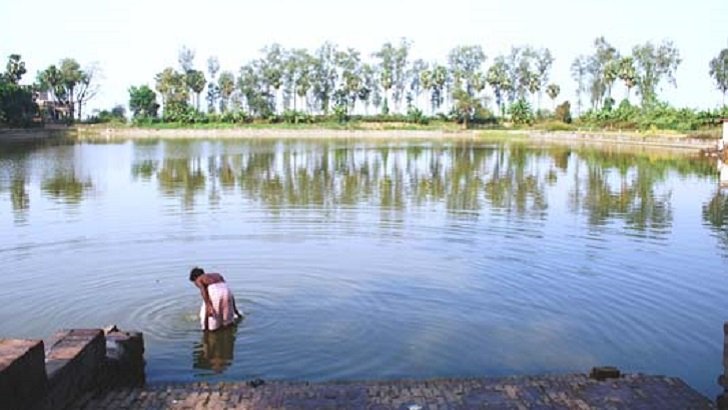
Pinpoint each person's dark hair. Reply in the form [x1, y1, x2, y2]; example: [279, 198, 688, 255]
[189, 267, 205, 282]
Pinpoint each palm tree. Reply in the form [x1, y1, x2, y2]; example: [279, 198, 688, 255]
[571, 56, 588, 116]
[419, 69, 433, 115]
[487, 59, 510, 117]
[546, 84, 560, 110]
[618, 56, 637, 101]
[186, 70, 206, 112]
[217, 72, 235, 113]
[430, 65, 448, 114]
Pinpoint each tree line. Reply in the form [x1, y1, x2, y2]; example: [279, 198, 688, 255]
[127, 37, 728, 128]
[1, 37, 727, 129]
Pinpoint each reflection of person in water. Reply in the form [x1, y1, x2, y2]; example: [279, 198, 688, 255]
[194, 325, 237, 373]
[189, 267, 242, 331]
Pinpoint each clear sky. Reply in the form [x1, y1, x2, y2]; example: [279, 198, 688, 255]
[1, 0, 726, 114]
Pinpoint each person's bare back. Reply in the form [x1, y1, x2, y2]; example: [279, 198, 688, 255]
[195, 272, 225, 288]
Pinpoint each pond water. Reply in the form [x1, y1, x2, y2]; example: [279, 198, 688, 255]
[0, 137, 726, 396]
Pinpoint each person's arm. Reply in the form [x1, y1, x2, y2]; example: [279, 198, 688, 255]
[196, 281, 215, 317]
[232, 294, 242, 318]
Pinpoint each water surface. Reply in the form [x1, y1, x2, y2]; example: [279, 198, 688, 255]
[0, 137, 726, 396]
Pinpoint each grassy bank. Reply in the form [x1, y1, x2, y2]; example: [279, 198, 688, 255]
[71, 123, 720, 152]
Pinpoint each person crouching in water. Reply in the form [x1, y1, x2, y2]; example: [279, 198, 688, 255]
[189, 267, 242, 331]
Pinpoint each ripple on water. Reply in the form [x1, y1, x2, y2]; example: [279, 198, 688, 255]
[1, 140, 727, 396]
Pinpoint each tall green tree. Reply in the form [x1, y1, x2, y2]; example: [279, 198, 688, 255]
[289, 49, 315, 113]
[487, 57, 512, 116]
[632, 40, 681, 106]
[238, 63, 273, 117]
[392, 38, 412, 112]
[709, 48, 728, 104]
[206, 56, 220, 113]
[0, 54, 36, 126]
[535, 48, 554, 111]
[448, 45, 486, 97]
[429, 64, 449, 114]
[374, 42, 396, 113]
[186, 70, 206, 111]
[4, 54, 26, 84]
[128, 85, 159, 118]
[155, 67, 189, 118]
[603, 59, 619, 101]
[359, 63, 377, 114]
[586, 37, 619, 109]
[37, 58, 86, 121]
[407, 59, 428, 110]
[312, 42, 337, 114]
[336, 48, 362, 113]
[282, 49, 299, 111]
[176, 47, 205, 111]
[570, 55, 589, 116]
[618, 56, 637, 101]
[452, 88, 481, 129]
[217, 71, 235, 113]
[260, 44, 285, 113]
[503, 46, 539, 104]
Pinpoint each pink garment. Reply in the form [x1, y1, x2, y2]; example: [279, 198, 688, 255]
[200, 282, 238, 331]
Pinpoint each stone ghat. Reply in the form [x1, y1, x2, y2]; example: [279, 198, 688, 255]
[0, 327, 144, 410]
[74, 373, 714, 410]
[1, 327, 721, 409]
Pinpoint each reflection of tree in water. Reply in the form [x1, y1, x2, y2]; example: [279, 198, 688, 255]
[218, 157, 237, 190]
[624, 167, 672, 231]
[224, 143, 551, 217]
[549, 146, 571, 172]
[41, 172, 92, 204]
[703, 190, 728, 253]
[10, 175, 29, 213]
[131, 160, 157, 181]
[127, 142, 715, 229]
[1, 139, 78, 214]
[157, 159, 206, 208]
[484, 144, 547, 217]
[568, 150, 684, 234]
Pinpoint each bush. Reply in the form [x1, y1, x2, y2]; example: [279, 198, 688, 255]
[0, 83, 37, 127]
[220, 110, 249, 124]
[471, 107, 498, 126]
[86, 105, 127, 124]
[163, 102, 206, 123]
[578, 100, 728, 132]
[554, 101, 572, 124]
[406, 107, 429, 125]
[509, 98, 534, 125]
[540, 121, 576, 132]
[132, 116, 161, 126]
[357, 114, 410, 123]
[333, 104, 349, 124]
[282, 110, 312, 124]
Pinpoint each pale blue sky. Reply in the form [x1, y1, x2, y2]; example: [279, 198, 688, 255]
[1, 0, 726, 114]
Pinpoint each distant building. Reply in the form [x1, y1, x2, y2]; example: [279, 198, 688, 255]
[34, 90, 71, 122]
